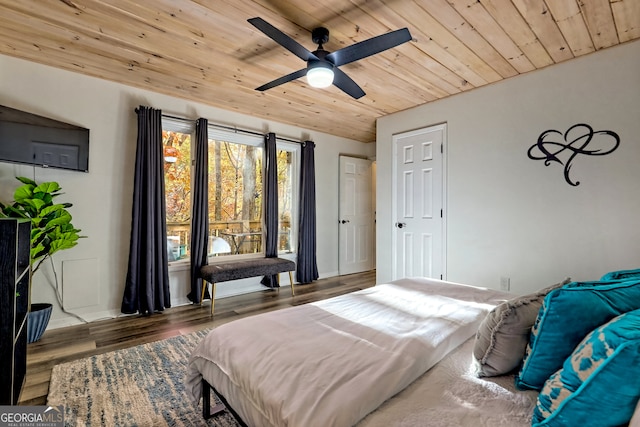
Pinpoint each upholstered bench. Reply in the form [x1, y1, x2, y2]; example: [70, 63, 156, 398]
[199, 257, 296, 315]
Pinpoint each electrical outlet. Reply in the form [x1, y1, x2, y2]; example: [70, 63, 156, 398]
[500, 276, 511, 291]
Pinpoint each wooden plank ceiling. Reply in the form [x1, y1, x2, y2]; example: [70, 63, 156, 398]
[0, 0, 638, 143]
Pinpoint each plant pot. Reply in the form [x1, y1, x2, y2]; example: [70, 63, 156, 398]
[27, 303, 53, 343]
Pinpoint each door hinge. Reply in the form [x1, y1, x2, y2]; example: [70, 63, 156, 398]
[440, 143, 443, 154]
[440, 209, 443, 218]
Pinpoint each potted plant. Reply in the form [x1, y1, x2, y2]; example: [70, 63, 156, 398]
[0, 177, 84, 342]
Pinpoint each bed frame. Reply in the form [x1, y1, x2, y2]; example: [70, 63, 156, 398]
[202, 379, 247, 426]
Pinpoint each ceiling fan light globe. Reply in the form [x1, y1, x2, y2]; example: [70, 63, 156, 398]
[307, 67, 334, 88]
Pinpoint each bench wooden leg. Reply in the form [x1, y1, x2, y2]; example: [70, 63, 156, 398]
[275, 272, 295, 296]
[289, 271, 295, 296]
[210, 282, 216, 316]
[200, 281, 216, 316]
[200, 281, 207, 305]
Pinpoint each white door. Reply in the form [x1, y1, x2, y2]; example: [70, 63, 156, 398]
[339, 156, 374, 275]
[393, 124, 446, 280]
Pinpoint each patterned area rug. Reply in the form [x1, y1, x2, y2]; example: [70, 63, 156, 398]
[47, 329, 240, 427]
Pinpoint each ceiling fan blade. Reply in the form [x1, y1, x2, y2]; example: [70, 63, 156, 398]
[248, 17, 318, 62]
[256, 68, 308, 91]
[326, 28, 412, 67]
[332, 68, 365, 99]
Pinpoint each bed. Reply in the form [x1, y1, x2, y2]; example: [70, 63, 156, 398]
[186, 277, 524, 426]
[186, 274, 640, 426]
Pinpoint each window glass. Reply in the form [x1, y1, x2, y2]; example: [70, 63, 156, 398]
[277, 146, 295, 254]
[164, 128, 192, 262]
[207, 139, 264, 256]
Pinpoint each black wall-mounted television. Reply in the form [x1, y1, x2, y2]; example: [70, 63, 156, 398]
[0, 105, 89, 172]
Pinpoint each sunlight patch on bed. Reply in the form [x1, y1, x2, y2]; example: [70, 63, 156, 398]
[311, 283, 496, 342]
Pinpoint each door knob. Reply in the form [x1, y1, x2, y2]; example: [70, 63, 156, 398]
[340, 219, 350, 224]
[395, 222, 406, 229]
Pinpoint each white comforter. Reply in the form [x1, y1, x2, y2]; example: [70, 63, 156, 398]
[357, 338, 538, 426]
[186, 277, 508, 427]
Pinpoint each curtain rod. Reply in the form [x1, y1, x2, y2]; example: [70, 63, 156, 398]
[161, 113, 305, 145]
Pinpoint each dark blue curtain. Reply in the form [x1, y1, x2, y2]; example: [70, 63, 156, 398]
[261, 132, 279, 288]
[188, 118, 209, 303]
[122, 106, 171, 314]
[296, 141, 319, 284]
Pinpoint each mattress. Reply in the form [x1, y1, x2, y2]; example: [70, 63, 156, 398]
[186, 277, 510, 427]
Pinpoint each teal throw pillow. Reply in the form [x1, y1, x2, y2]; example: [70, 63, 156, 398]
[515, 279, 640, 390]
[532, 309, 640, 427]
[601, 268, 640, 281]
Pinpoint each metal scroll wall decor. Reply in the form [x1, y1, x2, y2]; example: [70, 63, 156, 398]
[527, 123, 620, 186]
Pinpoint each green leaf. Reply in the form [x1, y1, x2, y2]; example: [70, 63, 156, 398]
[16, 176, 37, 186]
[23, 198, 47, 211]
[32, 191, 53, 205]
[47, 211, 72, 227]
[40, 204, 64, 217]
[56, 231, 80, 242]
[31, 243, 47, 261]
[14, 185, 34, 202]
[49, 239, 78, 254]
[31, 228, 45, 241]
[2, 205, 28, 218]
[34, 182, 62, 195]
[59, 223, 78, 233]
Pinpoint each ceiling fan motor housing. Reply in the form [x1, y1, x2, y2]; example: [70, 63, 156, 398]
[311, 27, 330, 46]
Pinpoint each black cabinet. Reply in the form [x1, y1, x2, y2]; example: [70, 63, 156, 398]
[0, 218, 31, 405]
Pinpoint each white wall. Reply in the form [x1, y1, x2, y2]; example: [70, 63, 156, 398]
[0, 54, 373, 328]
[376, 40, 640, 295]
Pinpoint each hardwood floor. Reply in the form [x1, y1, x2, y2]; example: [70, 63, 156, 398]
[19, 270, 376, 406]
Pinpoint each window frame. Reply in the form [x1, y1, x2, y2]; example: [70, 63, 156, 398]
[272, 140, 300, 258]
[162, 117, 300, 267]
[205, 127, 300, 262]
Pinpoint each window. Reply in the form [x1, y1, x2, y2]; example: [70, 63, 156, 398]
[276, 147, 295, 253]
[163, 118, 298, 263]
[163, 119, 193, 262]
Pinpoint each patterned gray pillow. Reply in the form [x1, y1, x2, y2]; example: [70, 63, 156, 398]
[473, 278, 571, 377]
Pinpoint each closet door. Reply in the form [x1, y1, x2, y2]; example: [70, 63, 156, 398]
[393, 124, 446, 280]
[339, 155, 374, 275]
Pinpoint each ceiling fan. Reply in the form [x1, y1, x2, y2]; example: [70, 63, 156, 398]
[248, 17, 412, 99]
